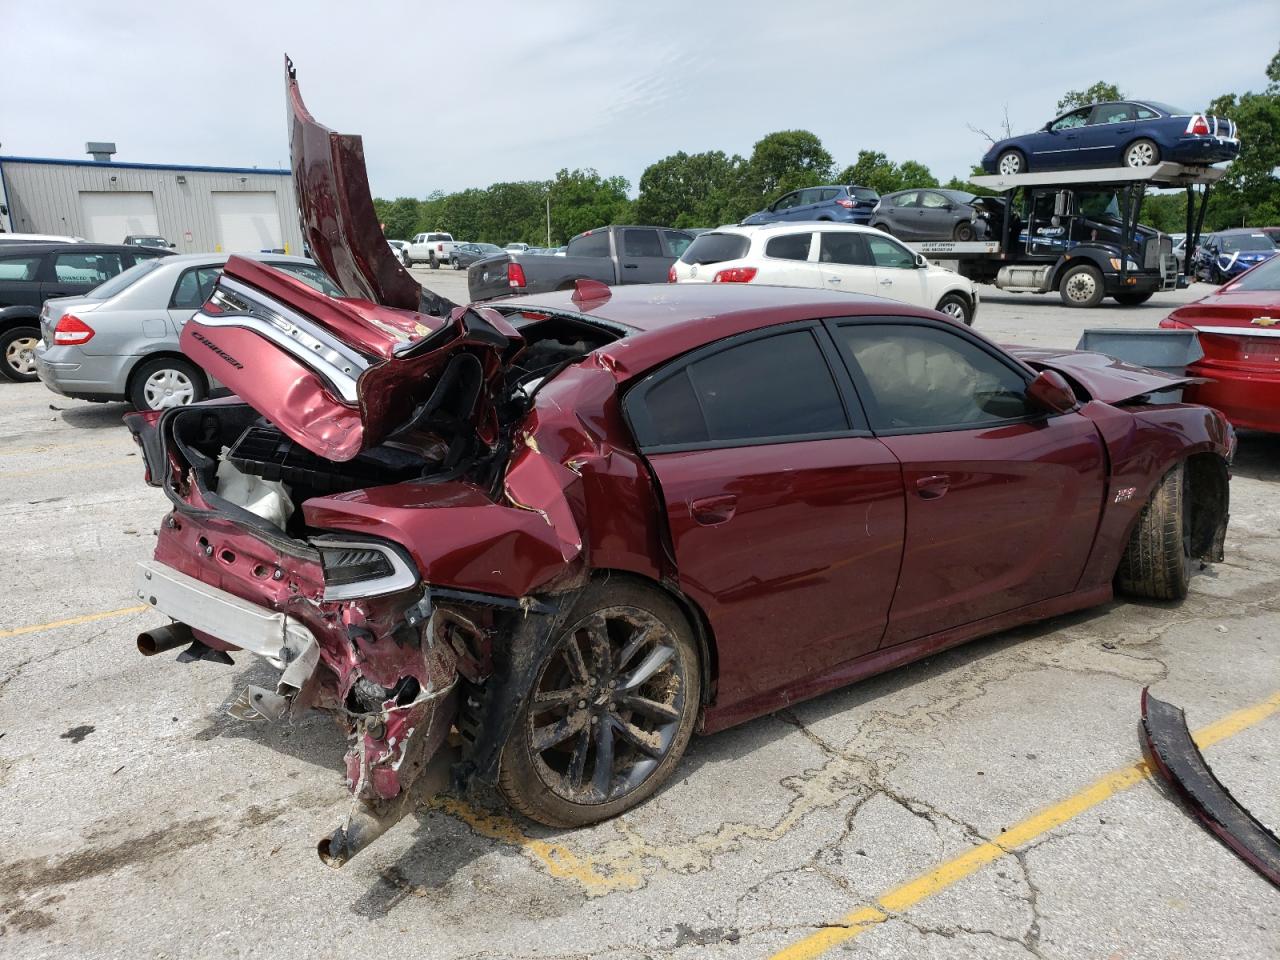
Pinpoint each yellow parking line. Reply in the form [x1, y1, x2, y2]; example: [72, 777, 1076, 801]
[769, 690, 1280, 960]
[0, 604, 149, 640]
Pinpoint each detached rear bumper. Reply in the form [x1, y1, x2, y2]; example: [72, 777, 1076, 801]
[134, 559, 320, 714]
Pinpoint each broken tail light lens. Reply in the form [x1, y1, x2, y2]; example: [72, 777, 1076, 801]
[508, 261, 527, 288]
[1187, 115, 1211, 136]
[312, 537, 418, 600]
[54, 314, 95, 345]
[712, 267, 758, 283]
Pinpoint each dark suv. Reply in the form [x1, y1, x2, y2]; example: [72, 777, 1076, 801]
[741, 184, 880, 225]
[0, 243, 173, 381]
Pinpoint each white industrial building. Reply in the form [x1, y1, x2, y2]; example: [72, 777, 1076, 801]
[0, 151, 303, 254]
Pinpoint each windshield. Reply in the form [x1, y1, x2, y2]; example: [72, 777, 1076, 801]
[680, 232, 751, 265]
[1220, 233, 1276, 253]
[1230, 255, 1280, 291]
[849, 187, 879, 201]
[86, 258, 164, 299]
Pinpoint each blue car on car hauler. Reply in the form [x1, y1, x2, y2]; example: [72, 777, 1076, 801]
[1192, 229, 1278, 284]
[982, 101, 1238, 175]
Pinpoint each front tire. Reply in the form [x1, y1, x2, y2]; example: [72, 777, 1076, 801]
[996, 150, 1025, 175]
[1124, 139, 1160, 168]
[1113, 291, 1154, 306]
[1115, 464, 1191, 601]
[1059, 263, 1106, 308]
[498, 579, 701, 828]
[429, 253, 439, 270]
[0, 325, 40, 383]
[935, 293, 973, 325]
[128, 356, 206, 411]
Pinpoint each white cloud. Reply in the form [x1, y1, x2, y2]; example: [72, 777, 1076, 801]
[5, 0, 1277, 198]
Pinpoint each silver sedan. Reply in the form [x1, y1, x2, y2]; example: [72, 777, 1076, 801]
[34, 253, 341, 410]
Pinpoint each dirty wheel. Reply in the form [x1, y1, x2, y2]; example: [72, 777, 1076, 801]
[1124, 139, 1160, 168]
[452, 257, 463, 270]
[129, 356, 206, 410]
[996, 149, 1025, 175]
[499, 580, 700, 827]
[0, 325, 40, 382]
[935, 293, 973, 325]
[1060, 263, 1105, 307]
[952, 221, 976, 242]
[1115, 463, 1191, 601]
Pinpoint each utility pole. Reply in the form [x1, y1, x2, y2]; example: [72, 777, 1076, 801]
[546, 195, 552, 248]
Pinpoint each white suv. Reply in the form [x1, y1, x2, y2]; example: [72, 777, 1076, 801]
[671, 223, 979, 324]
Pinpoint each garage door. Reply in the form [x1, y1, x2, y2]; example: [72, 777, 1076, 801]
[79, 192, 158, 243]
[212, 192, 283, 253]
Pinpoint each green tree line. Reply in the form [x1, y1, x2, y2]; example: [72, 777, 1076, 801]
[375, 47, 1280, 244]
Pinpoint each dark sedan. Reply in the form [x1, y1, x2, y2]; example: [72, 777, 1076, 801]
[870, 189, 991, 241]
[981, 101, 1238, 175]
[1192, 230, 1278, 284]
[450, 241, 504, 270]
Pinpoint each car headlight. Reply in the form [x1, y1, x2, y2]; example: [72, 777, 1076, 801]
[311, 536, 418, 601]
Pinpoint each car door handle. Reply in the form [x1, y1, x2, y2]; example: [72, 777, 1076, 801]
[690, 494, 737, 526]
[879, 278, 893, 285]
[827, 277, 841, 284]
[623, 263, 639, 269]
[915, 474, 950, 499]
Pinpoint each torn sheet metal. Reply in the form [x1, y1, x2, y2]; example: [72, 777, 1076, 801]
[1140, 688, 1280, 888]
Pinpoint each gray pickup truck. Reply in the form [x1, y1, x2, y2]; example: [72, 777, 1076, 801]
[467, 224, 694, 301]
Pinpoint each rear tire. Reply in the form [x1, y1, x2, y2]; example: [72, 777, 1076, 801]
[1113, 291, 1154, 306]
[128, 356, 206, 411]
[1124, 139, 1160, 168]
[452, 258, 463, 270]
[498, 579, 701, 828]
[1059, 263, 1106, 308]
[1115, 464, 1191, 601]
[0, 324, 40, 383]
[935, 293, 973, 326]
[996, 150, 1025, 175]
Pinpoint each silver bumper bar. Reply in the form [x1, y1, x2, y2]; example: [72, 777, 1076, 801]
[134, 560, 320, 717]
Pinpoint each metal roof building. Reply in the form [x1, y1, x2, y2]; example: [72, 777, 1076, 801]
[0, 155, 303, 255]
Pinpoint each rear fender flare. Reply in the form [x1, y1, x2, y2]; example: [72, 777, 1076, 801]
[0, 305, 40, 330]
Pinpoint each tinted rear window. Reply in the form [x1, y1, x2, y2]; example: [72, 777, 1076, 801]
[849, 188, 879, 201]
[679, 232, 750, 265]
[86, 257, 165, 299]
[1142, 101, 1189, 116]
[568, 231, 611, 257]
[1231, 256, 1280, 291]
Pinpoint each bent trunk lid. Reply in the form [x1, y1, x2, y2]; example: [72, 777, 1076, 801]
[182, 255, 520, 461]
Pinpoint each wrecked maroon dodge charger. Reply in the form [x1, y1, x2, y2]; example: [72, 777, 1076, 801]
[124, 61, 1233, 866]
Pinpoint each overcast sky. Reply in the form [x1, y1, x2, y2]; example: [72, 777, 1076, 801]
[7, 1, 1277, 199]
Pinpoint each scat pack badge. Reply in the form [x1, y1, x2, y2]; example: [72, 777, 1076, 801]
[1114, 486, 1138, 503]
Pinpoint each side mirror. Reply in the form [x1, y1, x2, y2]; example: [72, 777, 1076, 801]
[914, 253, 927, 268]
[1027, 370, 1078, 414]
[169, 242, 176, 248]
[1053, 191, 1071, 217]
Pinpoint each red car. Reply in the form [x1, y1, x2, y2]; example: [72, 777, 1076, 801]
[1161, 254, 1280, 432]
[124, 62, 1234, 866]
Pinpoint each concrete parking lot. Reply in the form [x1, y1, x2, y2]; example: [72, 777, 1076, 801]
[1, 275, 1277, 959]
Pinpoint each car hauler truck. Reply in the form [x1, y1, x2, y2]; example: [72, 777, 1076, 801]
[904, 162, 1221, 308]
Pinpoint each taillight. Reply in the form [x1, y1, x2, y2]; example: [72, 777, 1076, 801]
[54, 314, 95, 345]
[1187, 115, 1211, 136]
[667, 265, 677, 283]
[835, 198, 855, 208]
[437, 243, 444, 251]
[1159, 317, 1193, 330]
[712, 267, 758, 283]
[508, 261, 527, 288]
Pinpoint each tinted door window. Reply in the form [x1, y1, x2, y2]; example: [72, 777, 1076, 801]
[170, 266, 223, 309]
[836, 323, 1031, 430]
[1134, 106, 1158, 120]
[53, 252, 125, 284]
[772, 192, 802, 212]
[817, 188, 839, 202]
[819, 232, 871, 265]
[0, 255, 41, 281]
[893, 192, 920, 208]
[568, 231, 611, 257]
[632, 329, 849, 447]
[662, 230, 693, 257]
[1050, 108, 1092, 131]
[919, 192, 950, 209]
[764, 233, 814, 261]
[623, 229, 663, 257]
[1091, 103, 1134, 124]
[866, 235, 916, 269]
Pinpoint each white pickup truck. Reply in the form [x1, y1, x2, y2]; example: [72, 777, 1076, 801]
[407, 231, 457, 267]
